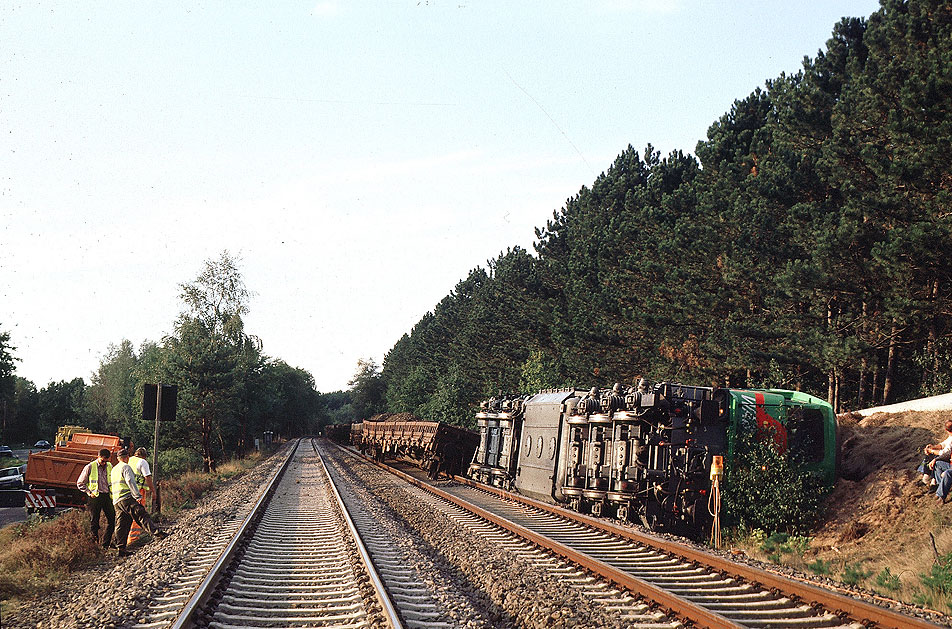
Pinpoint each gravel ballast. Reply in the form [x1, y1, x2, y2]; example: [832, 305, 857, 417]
[2, 445, 292, 629]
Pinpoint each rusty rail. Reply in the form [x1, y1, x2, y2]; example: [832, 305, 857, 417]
[340, 441, 940, 629]
[447, 474, 940, 629]
[345, 445, 738, 628]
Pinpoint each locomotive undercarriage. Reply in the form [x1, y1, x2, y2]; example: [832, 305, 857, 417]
[562, 382, 727, 534]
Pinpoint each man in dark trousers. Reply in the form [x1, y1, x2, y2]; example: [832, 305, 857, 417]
[110, 448, 164, 557]
[76, 448, 115, 548]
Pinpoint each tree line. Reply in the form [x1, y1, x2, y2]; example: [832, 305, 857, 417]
[0, 252, 334, 471]
[371, 0, 952, 427]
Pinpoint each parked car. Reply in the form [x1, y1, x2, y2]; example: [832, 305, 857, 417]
[0, 445, 13, 458]
[0, 465, 23, 489]
[33, 440, 52, 450]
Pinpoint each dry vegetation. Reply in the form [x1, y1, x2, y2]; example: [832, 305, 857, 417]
[0, 449, 268, 613]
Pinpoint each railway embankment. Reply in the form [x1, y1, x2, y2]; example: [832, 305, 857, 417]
[0, 445, 290, 628]
[729, 399, 952, 616]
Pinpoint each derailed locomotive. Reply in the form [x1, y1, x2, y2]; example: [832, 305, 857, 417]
[468, 380, 837, 536]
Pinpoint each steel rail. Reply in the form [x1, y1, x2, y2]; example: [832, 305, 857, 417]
[342, 442, 941, 629]
[444, 474, 941, 629]
[168, 440, 300, 629]
[342, 444, 739, 629]
[310, 438, 405, 629]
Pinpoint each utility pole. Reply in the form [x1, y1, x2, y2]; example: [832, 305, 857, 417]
[143, 383, 177, 516]
[152, 384, 163, 516]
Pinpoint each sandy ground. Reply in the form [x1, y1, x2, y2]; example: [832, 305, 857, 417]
[802, 409, 952, 596]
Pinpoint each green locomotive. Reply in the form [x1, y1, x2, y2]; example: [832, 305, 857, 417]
[468, 380, 838, 537]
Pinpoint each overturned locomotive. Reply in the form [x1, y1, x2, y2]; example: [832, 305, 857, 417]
[468, 380, 837, 535]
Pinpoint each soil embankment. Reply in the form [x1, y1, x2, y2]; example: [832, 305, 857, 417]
[809, 408, 952, 586]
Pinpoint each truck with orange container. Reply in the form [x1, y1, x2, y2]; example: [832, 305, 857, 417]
[24, 428, 130, 513]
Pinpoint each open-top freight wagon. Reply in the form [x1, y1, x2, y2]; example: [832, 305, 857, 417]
[354, 415, 479, 479]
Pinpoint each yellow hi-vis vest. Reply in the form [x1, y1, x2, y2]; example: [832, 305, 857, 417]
[110, 462, 134, 504]
[128, 456, 146, 488]
[87, 461, 112, 497]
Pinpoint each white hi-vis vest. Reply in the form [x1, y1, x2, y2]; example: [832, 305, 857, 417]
[128, 455, 146, 488]
[87, 461, 112, 497]
[110, 462, 134, 504]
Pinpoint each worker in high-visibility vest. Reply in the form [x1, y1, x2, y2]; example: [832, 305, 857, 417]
[76, 447, 115, 549]
[128, 447, 155, 508]
[111, 448, 165, 557]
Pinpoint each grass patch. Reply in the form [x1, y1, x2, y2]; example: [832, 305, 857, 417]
[807, 558, 833, 575]
[157, 450, 265, 516]
[0, 510, 102, 610]
[876, 567, 901, 592]
[841, 561, 872, 586]
[0, 446, 275, 615]
[158, 472, 218, 516]
[0, 456, 23, 468]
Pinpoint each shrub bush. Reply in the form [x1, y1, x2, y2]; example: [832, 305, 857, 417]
[160, 472, 217, 514]
[0, 510, 100, 602]
[722, 430, 829, 533]
[157, 447, 204, 478]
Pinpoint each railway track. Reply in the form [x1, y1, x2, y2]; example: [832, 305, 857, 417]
[362, 450, 944, 629]
[150, 439, 655, 628]
[131, 438, 941, 628]
[139, 440, 400, 628]
[321, 440, 683, 628]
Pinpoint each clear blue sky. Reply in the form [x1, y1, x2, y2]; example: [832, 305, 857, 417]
[1, 1, 881, 393]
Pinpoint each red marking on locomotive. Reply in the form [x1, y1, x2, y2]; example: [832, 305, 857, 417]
[755, 392, 787, 453]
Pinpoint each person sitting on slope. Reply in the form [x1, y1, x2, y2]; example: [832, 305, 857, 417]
[918, 420, 952, 501]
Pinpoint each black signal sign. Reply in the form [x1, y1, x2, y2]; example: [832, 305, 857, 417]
[142, 384, 178, 422]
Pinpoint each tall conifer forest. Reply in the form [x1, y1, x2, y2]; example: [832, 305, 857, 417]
[379, 0, 952, 424]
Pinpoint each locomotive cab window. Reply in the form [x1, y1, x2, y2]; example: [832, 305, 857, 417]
[786, 406, 826, 464]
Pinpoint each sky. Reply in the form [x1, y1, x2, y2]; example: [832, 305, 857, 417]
[1, 0, 882, 393]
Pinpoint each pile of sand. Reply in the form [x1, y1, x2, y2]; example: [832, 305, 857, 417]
[807, 409, 952, 584]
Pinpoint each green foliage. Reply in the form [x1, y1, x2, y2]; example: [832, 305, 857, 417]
[519, 348, 562, 393]
[348, 359, 386, 420]
[841, 562, 872, 586]
[921, 553, 952, 596]
[376, 1, 952, 418]
[36, 378, 86, 441]
[319, 390, 357, 425]
[0, 328, 16, 442]
[876, 567, 901, 592]
[747, 528, 768, 549]
[760, 532, 811, 556]
[807, 559, 832, 575]
[157, 447, 204, 478]
[723, 432, 829, 533]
